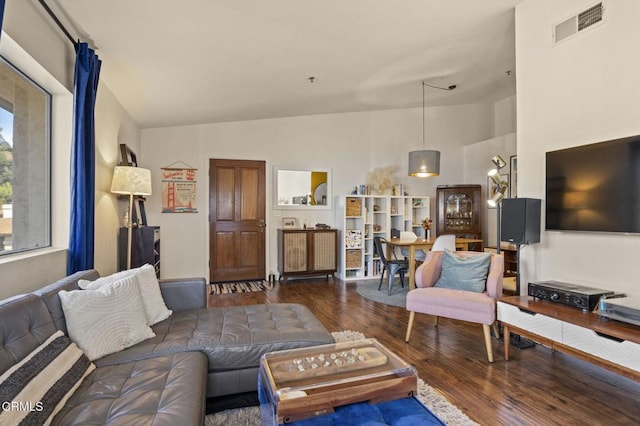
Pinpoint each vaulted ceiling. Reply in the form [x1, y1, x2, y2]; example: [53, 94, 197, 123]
[54, 0, 523, 128]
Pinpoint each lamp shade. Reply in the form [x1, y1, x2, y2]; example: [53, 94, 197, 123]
[408, 150, 440, 177]
[491, 155, 507, 169]
[487, 190, 506, 207]
[110, 166, 152, 196]
[488, 169, 507, 186]
[487, 169, 508, 207]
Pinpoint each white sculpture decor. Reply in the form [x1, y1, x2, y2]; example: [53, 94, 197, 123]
[367, 166, 397, 195]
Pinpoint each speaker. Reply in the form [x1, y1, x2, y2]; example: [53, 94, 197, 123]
[501, 198, 541, 244]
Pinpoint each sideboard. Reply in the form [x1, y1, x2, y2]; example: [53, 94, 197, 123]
[277, 229, 337, 282]
[498, 296, 640, 381]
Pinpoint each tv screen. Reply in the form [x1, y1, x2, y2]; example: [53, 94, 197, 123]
[546, 135, 640, 233]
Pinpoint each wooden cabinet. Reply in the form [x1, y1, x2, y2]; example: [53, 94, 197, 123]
[118, 226, 160, 277]
[436, 185, 481, 244]
[484, 246, 518, 294]
[498, 297, 640, 381]
[277, 229, 337, 282]
[336, 195, 430, 281]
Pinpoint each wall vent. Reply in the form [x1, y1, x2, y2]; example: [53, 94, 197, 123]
[554, 2, 605, 44]
[578, 3, 604, 31]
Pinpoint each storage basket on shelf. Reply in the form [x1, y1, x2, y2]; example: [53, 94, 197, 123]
[346, 197, 362, 217]
[346, 249, 362, 268]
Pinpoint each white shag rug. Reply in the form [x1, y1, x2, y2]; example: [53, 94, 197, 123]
[205, 330, 478, 425]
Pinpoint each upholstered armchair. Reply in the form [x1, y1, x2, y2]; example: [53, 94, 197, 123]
[405, 250, 504, 362]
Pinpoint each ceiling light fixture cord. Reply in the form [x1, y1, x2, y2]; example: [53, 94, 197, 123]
[421, 81, 456, 148]
[408, 81, 446, 177]
[423, 82, 457, 91]
[422, 81, 425, 149]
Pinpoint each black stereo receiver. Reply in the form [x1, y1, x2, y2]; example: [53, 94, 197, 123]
[528, 281, 614, 311]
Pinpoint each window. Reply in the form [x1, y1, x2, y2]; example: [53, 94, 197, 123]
[0, 56, 51, 255]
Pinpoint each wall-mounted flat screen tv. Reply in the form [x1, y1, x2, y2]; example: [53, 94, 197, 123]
[546, 135, 640, 233]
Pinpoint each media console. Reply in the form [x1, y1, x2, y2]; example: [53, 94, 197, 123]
[498, 296, 640, 381]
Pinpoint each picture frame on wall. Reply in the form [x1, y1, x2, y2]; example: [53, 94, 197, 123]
[283, 217, 298, 229]
[487, 174, 510, 208]
[510, 155, 517, 198]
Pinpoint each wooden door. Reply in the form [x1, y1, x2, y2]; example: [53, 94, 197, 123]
[209, 159, 266, 282]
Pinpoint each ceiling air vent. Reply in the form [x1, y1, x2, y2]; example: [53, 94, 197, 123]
[554, 2, 605, 44]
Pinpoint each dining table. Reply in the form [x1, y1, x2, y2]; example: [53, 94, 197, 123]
[386, 237, 483, 290]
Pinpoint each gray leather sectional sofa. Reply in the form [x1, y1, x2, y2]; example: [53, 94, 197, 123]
[0, 269, 334, 424]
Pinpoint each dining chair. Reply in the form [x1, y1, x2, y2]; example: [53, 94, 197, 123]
[399, 231, 426, 262]
[374, 237, 409, 295]
[405, 250, 504, 362]
[430, 234, 456, 252]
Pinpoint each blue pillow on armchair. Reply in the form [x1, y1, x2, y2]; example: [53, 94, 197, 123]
[434, 250, 491, 292]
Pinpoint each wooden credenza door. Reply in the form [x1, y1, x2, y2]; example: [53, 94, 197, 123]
[278, 229, 337, 282]
[209, 159, 266, 282]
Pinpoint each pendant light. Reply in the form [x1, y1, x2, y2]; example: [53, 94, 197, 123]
[407, 82, 456, 177]
[409, 82, 441, 177]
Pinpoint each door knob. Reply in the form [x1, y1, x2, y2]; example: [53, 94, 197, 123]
[258, 220, 266, 233]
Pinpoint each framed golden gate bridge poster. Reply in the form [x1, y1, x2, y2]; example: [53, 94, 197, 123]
[161, 162, 198, 213]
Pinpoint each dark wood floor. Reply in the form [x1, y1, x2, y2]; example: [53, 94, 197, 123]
[207, 278, 640, 425]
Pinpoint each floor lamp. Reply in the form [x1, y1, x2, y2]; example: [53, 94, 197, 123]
[488, 162, 536, 350]
[110, 166, 152, 269]
[487, 155, 508, 253]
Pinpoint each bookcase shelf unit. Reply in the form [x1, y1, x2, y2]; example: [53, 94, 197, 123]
[336, 195, 430, 281]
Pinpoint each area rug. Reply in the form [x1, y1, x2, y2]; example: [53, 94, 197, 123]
[355, 278, 409, 307]
[205, 330, 477, 426]
[209, 280, 274, 294]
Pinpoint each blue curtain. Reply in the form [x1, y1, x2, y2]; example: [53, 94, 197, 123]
[67, 43, 101, 274]
[0, 1, 5, 37]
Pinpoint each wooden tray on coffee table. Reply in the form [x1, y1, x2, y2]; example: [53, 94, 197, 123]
[259, 338, 418, 425]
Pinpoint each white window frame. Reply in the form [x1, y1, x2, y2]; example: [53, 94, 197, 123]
[0, 33, 73, 260]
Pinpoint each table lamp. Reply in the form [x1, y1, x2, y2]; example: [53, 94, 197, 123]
[110, 166, 152, 269]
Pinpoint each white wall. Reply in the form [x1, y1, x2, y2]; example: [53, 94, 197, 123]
[0, 5, 141, 298]
[141, 103, 495, 279]
[493, 96, 516, 137]
[4, 0, 75, 91]
[516, 0, 640, 295]
[94, 84, 142, 277]
[462, 95, 517, 248]
[0, 1, 517, 291]
[464, 132, 517, 248]
[0, 32, 72, 299]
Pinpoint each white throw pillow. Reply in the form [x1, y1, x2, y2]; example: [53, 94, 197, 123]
[80, 264, 172, 326]
[134, 264, 173, 325]
[60, 275, 156, 361]
[78, 268, 135, 289]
